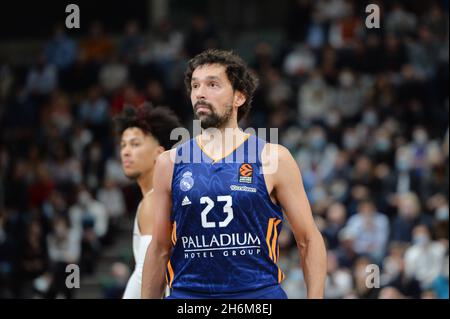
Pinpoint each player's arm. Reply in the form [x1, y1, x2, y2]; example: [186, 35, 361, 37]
[141, 150, 174, 299]
[263, 144, 327, 299]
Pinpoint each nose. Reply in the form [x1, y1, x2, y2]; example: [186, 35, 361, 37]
[194, 84, 206, 101]
[121, 145, 131, 158]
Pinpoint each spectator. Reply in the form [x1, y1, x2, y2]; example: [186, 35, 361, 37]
[119, 20, 144, 64]
[344, 199, 389, 263]
[78, 85, 109, 128]
[44, 25, 78, 70]
[323, 202, 347, 250]
[324, 251, 353, 298]
[46, 215, 80, 298]
[404, 224, 447, 289]
[80, 22, 114, 65]
[391, 192, 433, 242]
[25, 53, 58, 97]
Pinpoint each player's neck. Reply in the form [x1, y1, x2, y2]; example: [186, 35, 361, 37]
[137, 169, 154, 197]
[199, 125, 248, 159]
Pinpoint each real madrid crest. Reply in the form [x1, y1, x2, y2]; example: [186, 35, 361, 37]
[180, 171, 194, 191]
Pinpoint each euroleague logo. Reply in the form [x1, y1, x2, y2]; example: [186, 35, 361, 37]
[239, 163, 253, 184]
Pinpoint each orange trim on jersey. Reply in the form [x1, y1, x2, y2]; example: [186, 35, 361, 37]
[272, 219, 282, 263]
[167, 260, 174, 287]
[171, 222, 177, 246]
[278, 268, 285, 283]
[267, 218, 285, 283]
[265, 218, 275, 260]
[195, 133, 250, 163]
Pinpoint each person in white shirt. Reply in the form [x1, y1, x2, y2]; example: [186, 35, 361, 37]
[116, 104, 181, 298]
[344, 199, 390, 263]
[404, 224, 447, 289]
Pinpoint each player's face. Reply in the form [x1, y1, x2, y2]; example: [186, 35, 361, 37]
[190, 64, 239, 129]
[120, 128, 162, 180]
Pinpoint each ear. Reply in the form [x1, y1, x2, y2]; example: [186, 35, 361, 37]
[233, 91, 246, 108]
[154, 145, 165, 163]
[156, 145, 165, 156]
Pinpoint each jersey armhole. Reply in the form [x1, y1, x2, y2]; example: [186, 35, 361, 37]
[259, 142, 284, 214]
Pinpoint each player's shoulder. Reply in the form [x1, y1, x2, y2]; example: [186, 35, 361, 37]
[261, 143, 293, 164]
[156, 149, 177, 169]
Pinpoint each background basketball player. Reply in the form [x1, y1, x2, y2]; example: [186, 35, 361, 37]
[115, 104, 181, 298]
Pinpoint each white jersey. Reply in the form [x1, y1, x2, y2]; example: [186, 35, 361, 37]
[123, 191, 153, 299]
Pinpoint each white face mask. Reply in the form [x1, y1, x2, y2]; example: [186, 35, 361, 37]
[413, 130, 428, 145]
[436, 206, 449, 221]
[363, 111, 378, 127]
[343, 133, 359, 150]
[78, 191, 91, 206]
[384, 258, 401, 276]
[413, 234, 430, 246]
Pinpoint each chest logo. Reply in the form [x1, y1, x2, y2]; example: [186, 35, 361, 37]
[180, 171, 194, 191]
[239, 163, 253, 184]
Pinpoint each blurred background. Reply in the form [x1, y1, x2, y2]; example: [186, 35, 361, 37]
[0, 0, 448, 299]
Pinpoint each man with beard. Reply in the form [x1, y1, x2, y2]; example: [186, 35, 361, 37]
[115, 104, 181, 298]
[141, 49, 327, 299]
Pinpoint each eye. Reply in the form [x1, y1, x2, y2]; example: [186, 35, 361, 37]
[209, 82, 219, 88]
[191, 83, 199, 89]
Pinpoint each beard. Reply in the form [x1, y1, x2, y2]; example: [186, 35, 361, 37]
[194, 101, 233, 129]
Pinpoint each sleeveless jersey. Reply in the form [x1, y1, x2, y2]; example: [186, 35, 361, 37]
[167, 134, 285, 295]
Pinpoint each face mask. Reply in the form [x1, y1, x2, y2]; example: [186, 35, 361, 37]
[363, 112, 378, 127]
[396, 159, 411, 172]
[413, 234, 430, 246]
[384, 259, 401, 276]
[78, 192, 91, 206]
[343, 134, 359, 150]
[326, 113, 340, 127]
[339, 72, 354, 88]
[413, 130, 427, 145]
[436, 206, 449, 221]
[310, 135, 326, 150]
[375, 138, 391, 152]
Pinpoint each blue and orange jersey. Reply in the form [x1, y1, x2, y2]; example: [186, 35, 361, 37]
[167, 133, 285, 295]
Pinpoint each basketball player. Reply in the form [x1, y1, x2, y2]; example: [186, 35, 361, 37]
[115, 104, 181, 299]
[141, 50, 327, 299]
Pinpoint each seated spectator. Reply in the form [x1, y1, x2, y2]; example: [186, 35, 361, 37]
[404, 224, 447, 290]
[80, 21, 114, 65]
[46, 215, 80, 298]
[44, 25, 78, 70]
[391, 192, 433, 242]
[345, 199, 389, 263]
[25, 52, 58, 98]
[323, 202, 347, 250]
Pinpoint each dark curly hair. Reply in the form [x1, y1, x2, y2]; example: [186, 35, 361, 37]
[115, 103, 182, 150]
[184, 49, 259, 122]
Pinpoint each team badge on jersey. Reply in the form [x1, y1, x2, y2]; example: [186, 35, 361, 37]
[239, 163, 253, 184]
[180, 171, 194, 191]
